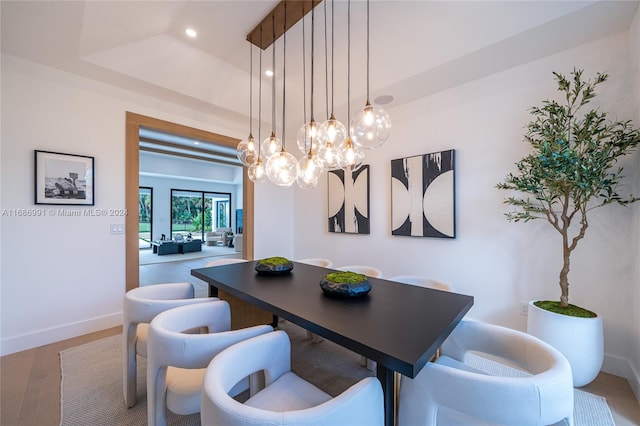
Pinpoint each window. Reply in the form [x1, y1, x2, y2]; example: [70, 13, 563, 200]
[171, 189, 231, 241]
[139, 187, 152, 248]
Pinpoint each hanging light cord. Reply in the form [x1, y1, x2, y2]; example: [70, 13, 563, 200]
[366, 0, 370, 103]
[258, 28, 263, 154]
[331, 0, 335, 114]
[310, 2, 315, 123]
[271, 14, 277, 134]
[249, 43, 253, 135]
[282, 3, 287, 148]
[347, 0, 351, 125]
[323, 0, 329, 119]
[302, 4, 307, 128]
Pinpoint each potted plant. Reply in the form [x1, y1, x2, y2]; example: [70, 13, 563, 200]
[497, 69, 640, 386]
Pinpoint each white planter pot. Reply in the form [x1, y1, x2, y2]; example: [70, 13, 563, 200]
[527, 300, 603, 387]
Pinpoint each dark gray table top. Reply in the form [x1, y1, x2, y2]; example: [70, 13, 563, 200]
[192, 260, 473, 378]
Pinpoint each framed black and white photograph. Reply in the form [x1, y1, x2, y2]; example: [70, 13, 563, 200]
[391, 149, 455, 238]
[35, 150, 94, 205]
[328, 165, 370, 234]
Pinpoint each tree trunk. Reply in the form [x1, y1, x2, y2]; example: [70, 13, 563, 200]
[560, 231, 570, 307]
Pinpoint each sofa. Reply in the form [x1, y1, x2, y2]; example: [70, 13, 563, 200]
[205, 227, 233, 246]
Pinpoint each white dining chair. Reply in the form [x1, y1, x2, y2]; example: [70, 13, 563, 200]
[201, 329, 384, 426]
[398, 319, 574, 426]
[122, 282, 212, 408]
[335, 265, 383, 370]
[298, 258, 333, 268]
[147, 300, 273, 426]
[389, 275, 452, 292]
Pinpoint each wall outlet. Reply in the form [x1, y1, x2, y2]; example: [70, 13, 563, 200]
[520, 302, 529, 316]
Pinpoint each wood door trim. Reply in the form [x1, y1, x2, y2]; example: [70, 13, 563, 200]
[125, 112, 254, 292]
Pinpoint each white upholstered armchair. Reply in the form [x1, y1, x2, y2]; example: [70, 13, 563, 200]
[201, 330, 384, 426]
[398, 319, 574, 426]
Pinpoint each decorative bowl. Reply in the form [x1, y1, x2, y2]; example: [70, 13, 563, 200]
[255, 257, 294, 275]
[319, 271, 371, 298]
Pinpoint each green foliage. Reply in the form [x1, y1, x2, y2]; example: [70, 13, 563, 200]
[325, 271, 367, 284]
[497, 70, 639, 223]
[497, 69, 640, 307]
[534, 300, 597, 318]
[258, 257, 291, 266]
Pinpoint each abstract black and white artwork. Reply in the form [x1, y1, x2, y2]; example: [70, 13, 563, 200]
[391, 150, 455, 238]
[328, 165, 370, 234]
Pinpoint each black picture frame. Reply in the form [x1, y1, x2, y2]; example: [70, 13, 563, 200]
[34, 150, 95, 205]
[391, 149, 456, 238]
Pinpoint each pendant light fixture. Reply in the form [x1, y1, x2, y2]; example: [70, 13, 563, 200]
[248, 30, 266, 183]
[266, 4, 298, 187]
[297, 1, 322, 189]
[236, 43, 257, 166]
[317, 0, 346, 171]
[337, 0, 364, 170]
[261, 15, 282, 159]
[350, 0, 391, 149]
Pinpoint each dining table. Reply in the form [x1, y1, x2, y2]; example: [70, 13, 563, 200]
[191, 260, 474, 426]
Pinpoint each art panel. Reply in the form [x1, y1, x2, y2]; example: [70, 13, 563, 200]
[391, 149, 455, 238]
[328, 165, 370, 234]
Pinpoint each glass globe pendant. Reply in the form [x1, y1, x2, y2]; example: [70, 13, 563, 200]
[350, 101, 391, 149]
[237, 133, 257, 166]
[337, 137, 364, 171]
[261, 131, 281, 158]
[296, 120, 320, 155]
[266, 149, 298, 187]
[297, 149, 322, 189]
[247, 156, 266, 183]
[317, 141, 339, 171]
[319, 114, 347, 149]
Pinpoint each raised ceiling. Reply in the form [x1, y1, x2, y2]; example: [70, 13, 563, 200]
[2, 1, 638, 143]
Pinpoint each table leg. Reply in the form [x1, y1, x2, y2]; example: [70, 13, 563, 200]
[377, 364, 396, 426]
[209, 285, 218, 298]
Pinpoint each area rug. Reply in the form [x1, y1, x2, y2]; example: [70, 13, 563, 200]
[60, 322, 614, 426]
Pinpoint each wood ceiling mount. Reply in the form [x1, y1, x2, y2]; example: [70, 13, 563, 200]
[246, 0, 323, 50]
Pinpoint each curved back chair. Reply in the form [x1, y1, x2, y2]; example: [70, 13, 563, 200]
[147, 301, 273, 426]
[205, 258, 247, 267]
[201, 330, 384, 426]
[298, 258, 333, 268]
[123, 282, 212, 408]
[398, 320, 574, 426]
[389, 275, 452, 292]
[334, 265, 383, 278]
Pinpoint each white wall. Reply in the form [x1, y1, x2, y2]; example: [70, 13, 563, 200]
[629, 7, 640, 401]
[0, 54, 280, 354]
[293, 31, 640, 389]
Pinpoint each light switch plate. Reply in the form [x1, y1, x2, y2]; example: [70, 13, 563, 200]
[110, 224, 125, 235]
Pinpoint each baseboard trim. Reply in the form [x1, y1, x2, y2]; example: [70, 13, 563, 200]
[603, 353, 640, 403]
[0, 312, 122, 356]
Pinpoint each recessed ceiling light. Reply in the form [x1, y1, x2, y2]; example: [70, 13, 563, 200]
[185, 28, 197, 38]
[265, 70, 274, 77]
[374, 95, 394, 105]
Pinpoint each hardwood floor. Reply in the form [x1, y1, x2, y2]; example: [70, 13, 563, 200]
[1, 326, 121, 426]
[2, 255, 639, 425]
